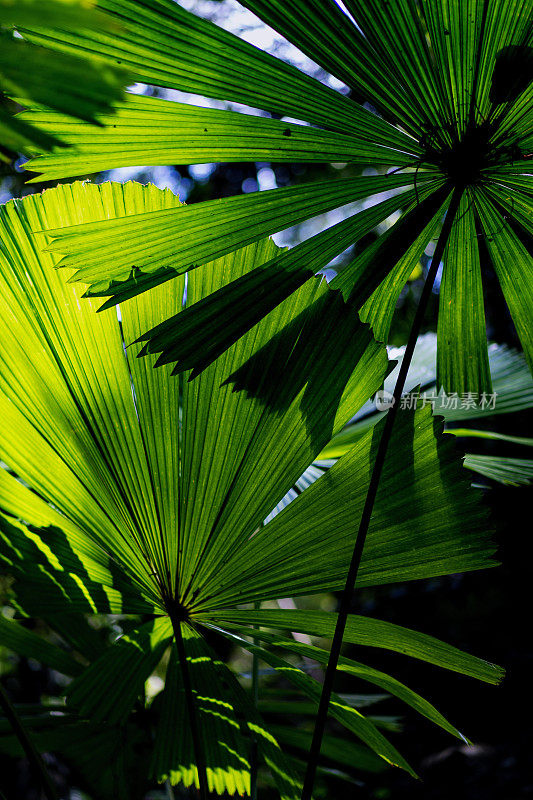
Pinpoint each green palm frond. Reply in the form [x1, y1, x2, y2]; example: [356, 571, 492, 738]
[204, 610, 502, 684]
[463, 454, 533, 486]
[0, 613, 83, 677]
[307, 334, 533, 488]
[16, 0, 532, 394]
[210, 625, 469, 744]
[0, 0, 130, 156]
[0, 181, 502, 795]
[259, 690, 393, 783]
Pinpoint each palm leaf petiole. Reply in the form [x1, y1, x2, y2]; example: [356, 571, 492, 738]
[301, 184, 464, 799]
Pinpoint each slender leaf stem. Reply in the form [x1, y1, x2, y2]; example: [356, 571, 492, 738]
[250, 600, 260, 800]
[0, 680, 58, 800]
[301, 184, 463, 800]
[170, 616, 209, 800]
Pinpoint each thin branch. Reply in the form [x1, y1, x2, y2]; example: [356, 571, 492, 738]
[0, 681, 58, 800]
[301, 184, 464, 800]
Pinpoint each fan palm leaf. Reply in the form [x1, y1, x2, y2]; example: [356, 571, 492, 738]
[0, 181, 501, 796]
[15, 0, 532, 394]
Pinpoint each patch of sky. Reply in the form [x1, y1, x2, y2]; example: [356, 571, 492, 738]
[242, 177, 258, 193]
[432, 261, 444, 293]
[127, 82, 151, 95]
[256, 167, 277, 192]
[274, 181, 409, 249]
[176, 0, 350, 90]
[189, 163, 217, 182]
[36, 0, 355, 199]
[332, 0, 362, 31]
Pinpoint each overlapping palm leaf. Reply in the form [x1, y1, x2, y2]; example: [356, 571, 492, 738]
[0, 611, 154, 800]
[264, 335, 532, 524]
[0, 0, 130, 156]
[17, 0, 532, 394]
[0, 611, 399, 795]
[0, 607, 390, 795]
[301, 335, 533, 496]
[0, 181, 501, 795]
